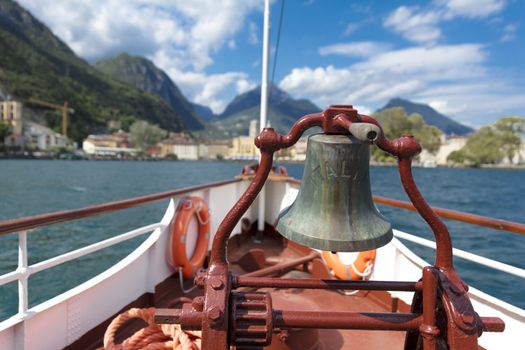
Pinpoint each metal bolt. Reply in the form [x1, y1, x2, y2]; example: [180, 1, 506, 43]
[211, 278, 224, 290]
[208, 307, 222, 321]
[278, 330, 288, 342]
[192, 297, 204, 312]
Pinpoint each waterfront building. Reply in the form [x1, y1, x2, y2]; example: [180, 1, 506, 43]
[290, 137, 308, 161]
[159, 138, 199, 160]
[198, 140, 230, 160]
[82, 132, 137, 158]
[203, 140, 230, 160]
[24, 121, 68, 150]
[418, 135, 468, 166]
[228, 136, 259, 160]
[505, 139, 525, 165]
[228, 119, 259, 160]
[0, 100, 24, 147]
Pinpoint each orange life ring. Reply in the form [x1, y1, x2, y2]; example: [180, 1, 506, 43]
[170, 196, 210, 279]
[322, 250, 376, 280]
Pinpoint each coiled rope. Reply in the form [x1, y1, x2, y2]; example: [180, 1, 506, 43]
[98, 307, 201, 350]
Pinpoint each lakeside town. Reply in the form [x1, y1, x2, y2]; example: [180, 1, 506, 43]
[0, 99, 302, 161]
[1, 99, 525, 167]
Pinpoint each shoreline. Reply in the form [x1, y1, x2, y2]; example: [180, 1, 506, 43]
[1, 156, 525, 170]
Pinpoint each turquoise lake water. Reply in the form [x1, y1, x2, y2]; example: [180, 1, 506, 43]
[0, 160, 524, 320]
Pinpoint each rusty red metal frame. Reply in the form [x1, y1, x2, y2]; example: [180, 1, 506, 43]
[145, 106, 507, 349]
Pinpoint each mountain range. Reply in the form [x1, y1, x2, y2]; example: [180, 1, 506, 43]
[0, 0, 185, 141]
[207, 91, 473, 138]
[0, 0, 473, 142]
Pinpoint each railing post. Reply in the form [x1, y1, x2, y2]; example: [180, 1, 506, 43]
[17, 230, 29, 316]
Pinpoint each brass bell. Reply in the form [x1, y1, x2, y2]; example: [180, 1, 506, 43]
[276, 134, 393, 252]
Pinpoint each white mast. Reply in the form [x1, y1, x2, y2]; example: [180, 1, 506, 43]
[257, 0, 271, 233]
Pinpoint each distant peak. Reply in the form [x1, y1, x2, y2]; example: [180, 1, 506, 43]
[115, 52, 131, 58]
[379, 97, 473, 135]
[96, 52, 153, 66]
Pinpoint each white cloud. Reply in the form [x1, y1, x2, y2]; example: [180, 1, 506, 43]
[280, 44, 524, 125]
[354, 105, 372, 115]
[443, 0, 505, 19]
[384, 1, 507, 44]
[236, 79, 257, 95]
[501, 23, 518, 42]
[318, 42, 390, 58]
[417, 84, 525, 127]
[384, 6, 442, 44]
[342, 18, 374, 36]
[17, 0, 262, 115]
[248, 21, 259, 45]
[428, 100, 467, 115]
[166, 68, 254, 114]
[343, 23, 361, 36]
[18, 0, 262, 70]
[353, 44, 486, 80]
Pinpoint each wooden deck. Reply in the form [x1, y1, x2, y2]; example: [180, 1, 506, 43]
[68, 228, 412, 350]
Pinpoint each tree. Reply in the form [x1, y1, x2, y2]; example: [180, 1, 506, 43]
[458, 126, 504, 166]
[0, 121, 10, 144]
[129, 120, 165, 151]
[493, 116, 525, 163]
[371, 108, 443, 161]
[447, 116, 524, 166]
[447, 150, 467, 164]
[410, 115, 442, 154]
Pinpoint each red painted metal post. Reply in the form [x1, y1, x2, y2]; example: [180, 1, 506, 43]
[397, 157, 453, 271]
[421, 267, 440, 350]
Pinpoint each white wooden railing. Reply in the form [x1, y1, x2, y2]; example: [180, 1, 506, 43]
[0, 223, 163, 321]
[394, 230, 525, 279]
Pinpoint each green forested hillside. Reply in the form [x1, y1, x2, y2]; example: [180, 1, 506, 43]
[95, 53, 205, 131]
[0, 0, 184, 141]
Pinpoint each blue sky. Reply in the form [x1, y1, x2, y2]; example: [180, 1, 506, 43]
[19, 0, 525, 127]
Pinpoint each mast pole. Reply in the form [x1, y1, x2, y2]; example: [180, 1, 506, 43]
[257, 0, 271, 233]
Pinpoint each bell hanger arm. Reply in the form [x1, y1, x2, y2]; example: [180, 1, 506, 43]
[209, 112, 324, 266]
[350, 113, 454, 271]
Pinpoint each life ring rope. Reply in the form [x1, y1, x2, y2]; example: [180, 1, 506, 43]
[177, 267, 198, 294]
[349, 260, 374, 278]
[180, 198, 210, 226]
[322, 250, 376, 281]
